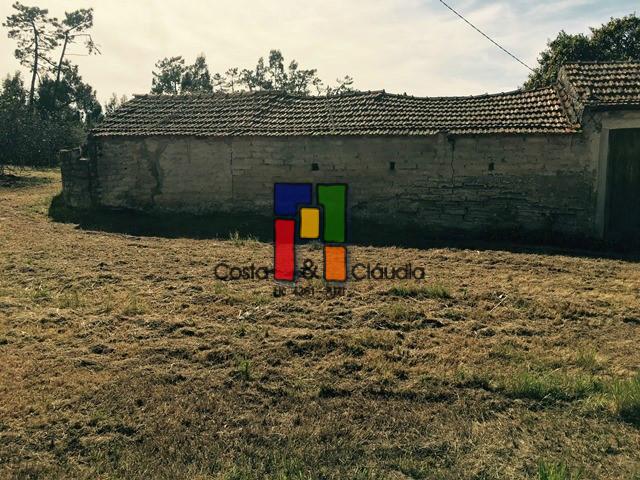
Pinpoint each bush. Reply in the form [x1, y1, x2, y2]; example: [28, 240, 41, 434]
[0, 72, 86, 169]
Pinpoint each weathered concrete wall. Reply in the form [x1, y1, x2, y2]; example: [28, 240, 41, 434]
[230, 134, 597, 236]
[81, 130, 600, 238]
[59, 147, 92, 209]
[92, 137, 233, 212]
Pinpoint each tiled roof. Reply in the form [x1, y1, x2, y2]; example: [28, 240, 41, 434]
[93, 62, 640, 138]
[559, 61, 640, 108]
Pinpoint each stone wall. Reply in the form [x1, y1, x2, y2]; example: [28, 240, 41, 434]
[59, 147, 92, 209]
[81, 128, 599, 238]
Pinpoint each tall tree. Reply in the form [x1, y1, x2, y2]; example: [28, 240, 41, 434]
[285, 59, 318, 95]
[37, 64, 102, 127]
[238, 49, 340, 95]
[59, 63, 102, 126]
[2, 5, 102, 167]
[325, 75, 355, 95]
[0, 73, 27, 171]
[525, 14, 640, 89]
[225, 67, 240, 92]
[239, 50, 318, 93]
[241, 49, 355, 95]
[0, 71, 85, 168]
[3, 2, 57, 108]
[104, 93, 128, 116]
[240, 58, 267, 91]
[151, 54, 219, 94]
[211, 72, 225, 92]
[51, 8, 99, 106]
[151, 56, 185, 94]
[150, 50, 355, 96]
[180, 54, 213, 93]
[265, 50, 286, 90]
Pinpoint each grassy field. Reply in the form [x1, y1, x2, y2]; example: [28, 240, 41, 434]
[1, 170, 639, 479]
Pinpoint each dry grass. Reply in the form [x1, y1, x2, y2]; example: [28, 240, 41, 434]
[1, 170, 640, 479]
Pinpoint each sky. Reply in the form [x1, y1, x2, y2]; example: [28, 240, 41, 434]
[0, 0, 637, 103]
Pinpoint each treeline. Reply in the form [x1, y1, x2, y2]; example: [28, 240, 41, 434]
[524, 14, 640, 89]
[150, 50, 355, 96]
[0, 72, 88, 170]
[1, 9, 354, 172]
[0, 3, 355, 170]
[3, 1, 637, 170]
[1, 3, 101, 169]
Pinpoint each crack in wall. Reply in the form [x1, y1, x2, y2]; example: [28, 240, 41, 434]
[448, 135, 456, 191]
[142, 139, 167, 208]
[230, 139, 234, 201]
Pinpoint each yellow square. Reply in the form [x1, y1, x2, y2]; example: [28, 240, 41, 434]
[300, 207, 320, 239]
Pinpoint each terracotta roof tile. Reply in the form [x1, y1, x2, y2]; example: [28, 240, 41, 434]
[560, 61, 640, 108]
[93, 62, 640, 138]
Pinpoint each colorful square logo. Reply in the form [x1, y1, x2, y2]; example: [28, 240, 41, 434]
[274, 183, 347, 282]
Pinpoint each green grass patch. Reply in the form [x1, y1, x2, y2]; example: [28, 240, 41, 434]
[500, 370, 603, 401]
[462, 366, 640, 425]
[387, 284, 452, 300]
[29, 284, 52, 303]
[608, 374, 640, 424]
[574, 348, 601, 372]
[537, 461, 582, 480]
[236, 359, 252, 381]
[457, 368, 603, 402]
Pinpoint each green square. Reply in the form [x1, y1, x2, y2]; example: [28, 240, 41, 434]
[317, 184, 346, 243]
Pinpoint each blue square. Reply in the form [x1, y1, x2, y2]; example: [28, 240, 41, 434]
[274, 183, 312, 216]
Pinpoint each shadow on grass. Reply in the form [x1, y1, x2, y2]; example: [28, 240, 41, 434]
[48, 194, 274, 240]
[0, 173, 53, 189]
[48, 194, 640, 261]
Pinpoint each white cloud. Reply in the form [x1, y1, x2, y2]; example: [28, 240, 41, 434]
[0, 0, 636, 103]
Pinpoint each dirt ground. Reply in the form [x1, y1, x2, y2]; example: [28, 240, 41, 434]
[1, 170, 639, 479]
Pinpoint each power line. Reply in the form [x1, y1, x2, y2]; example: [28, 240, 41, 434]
[438, 0, 535, 72]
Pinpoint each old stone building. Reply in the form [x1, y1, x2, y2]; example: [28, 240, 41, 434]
[61, 62, 640, 241]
